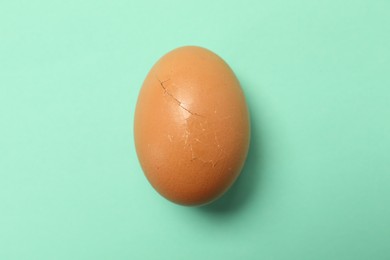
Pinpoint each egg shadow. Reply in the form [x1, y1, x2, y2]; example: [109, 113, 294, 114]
[198, 105, 263, 214]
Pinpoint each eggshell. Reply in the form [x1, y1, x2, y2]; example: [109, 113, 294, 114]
[134, 46, 250, 206]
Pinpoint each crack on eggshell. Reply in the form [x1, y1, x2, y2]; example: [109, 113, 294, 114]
[186, 118, 228, 168]
[184, 129, 190, 145]
[155, 75, 229, 168]
[213, 130, 227, 156]
[189, 144, 196, 161]
[156, 76, 203, 117]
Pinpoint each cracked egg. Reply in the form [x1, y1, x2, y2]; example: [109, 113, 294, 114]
[134, 46, 250, 206]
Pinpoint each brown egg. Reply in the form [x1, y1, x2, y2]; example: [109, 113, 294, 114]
[134, 46, 250, 206]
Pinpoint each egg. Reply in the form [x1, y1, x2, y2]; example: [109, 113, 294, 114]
[134, 46, 250, 206]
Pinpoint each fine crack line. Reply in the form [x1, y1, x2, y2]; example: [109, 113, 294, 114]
[184, 129, 190, 145]
[156, 76, 203, 117]
[189, 144, 196, 161]
[214, 131, 227, 158]
[155, 76, 219, 167]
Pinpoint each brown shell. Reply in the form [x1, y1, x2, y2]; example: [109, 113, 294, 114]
[134, 46, 250, 206]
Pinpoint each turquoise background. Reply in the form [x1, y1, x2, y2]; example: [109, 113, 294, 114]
[1, 0, 389, 259]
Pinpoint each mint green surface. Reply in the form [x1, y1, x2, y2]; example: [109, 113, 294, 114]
[1, 1, 390, 259]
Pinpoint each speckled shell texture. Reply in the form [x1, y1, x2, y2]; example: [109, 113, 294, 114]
[134, 46, 250, 206]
